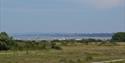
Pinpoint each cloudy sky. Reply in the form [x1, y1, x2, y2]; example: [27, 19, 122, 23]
[0, 0, 125, 33]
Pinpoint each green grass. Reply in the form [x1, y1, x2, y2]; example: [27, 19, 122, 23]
[0, 43, 125, 63]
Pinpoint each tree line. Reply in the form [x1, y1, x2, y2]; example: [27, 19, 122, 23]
[0, 32, 125, 51]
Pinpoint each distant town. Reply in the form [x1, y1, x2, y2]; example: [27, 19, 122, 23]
[12, 33, 113, 40]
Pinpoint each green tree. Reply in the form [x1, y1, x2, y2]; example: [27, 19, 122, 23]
[111, 32, 125, 42]
[0, 32, 16, 50]
[0, 41, 9, 50]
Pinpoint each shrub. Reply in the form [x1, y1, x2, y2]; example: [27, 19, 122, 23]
[112, 32, 125, 42]
[0, 32, 17, 50]
[0, 41, 9, 50]
[51, 42, 62, 50]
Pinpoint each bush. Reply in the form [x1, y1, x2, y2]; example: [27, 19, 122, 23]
[0, 41, 9, 50]
[112, 32, 125, 42]
[51, 42, 62, 50]
[0, 32, 17, 50]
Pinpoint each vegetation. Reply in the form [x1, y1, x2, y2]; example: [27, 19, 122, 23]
[0, 44, 125, 63]
[0, 32, 125, 51]
[0, 32, 62, 51]
[0, 32, 125, 63]
[111, 32, 125, 42]
[0, 32, 16, 50]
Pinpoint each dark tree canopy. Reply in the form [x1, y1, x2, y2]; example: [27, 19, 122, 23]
[112, 32, 125, 42]
[0, 32, 16, 50]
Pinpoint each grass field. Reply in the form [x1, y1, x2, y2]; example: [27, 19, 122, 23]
[0, 43, 125, 63]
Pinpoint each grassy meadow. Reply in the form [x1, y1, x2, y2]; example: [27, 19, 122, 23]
[0, 42, 125, 63]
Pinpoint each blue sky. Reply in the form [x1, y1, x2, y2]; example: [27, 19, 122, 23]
[0, 0, 125, 33]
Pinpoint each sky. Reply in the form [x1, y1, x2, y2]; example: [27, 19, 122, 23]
[0, 0, 125, 33]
